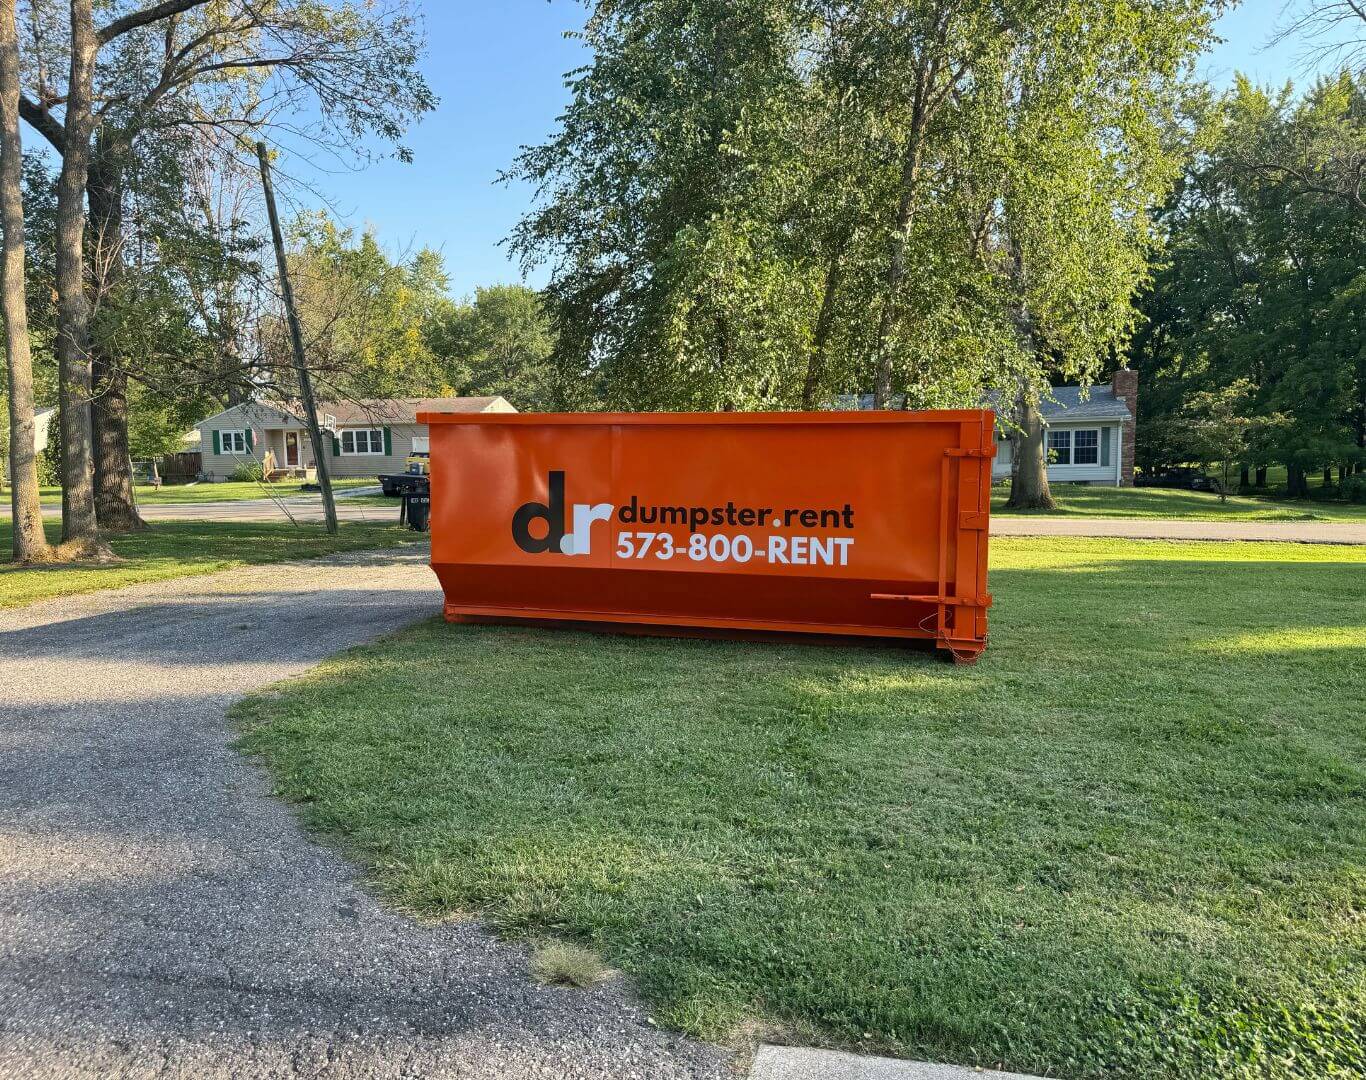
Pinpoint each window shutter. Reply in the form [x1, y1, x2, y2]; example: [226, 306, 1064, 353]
[246, 428, 255, 451]
[1100, 427, 1111, 467]
[332, 435, 341, 456]
[383, 426, 392, 456]
[212, 430, 221, 455]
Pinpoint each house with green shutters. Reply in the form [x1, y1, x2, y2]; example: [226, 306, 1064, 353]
[194, 396, 516, 481]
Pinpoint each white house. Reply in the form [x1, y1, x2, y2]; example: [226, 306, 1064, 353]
[193, 396, 516, 482]
[835, 370, 1138, 487]
[33, 407, 54, 453]
[993, 370, 1137, 487]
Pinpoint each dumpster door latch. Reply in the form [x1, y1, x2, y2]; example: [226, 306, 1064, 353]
[959, 510, 989, 531]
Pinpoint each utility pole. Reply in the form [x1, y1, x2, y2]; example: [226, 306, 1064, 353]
[256, 141, 337, 534]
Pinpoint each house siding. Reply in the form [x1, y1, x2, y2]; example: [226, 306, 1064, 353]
[197, 403, 288, 480]
[994, 420, 1126, 486]
[325, 423, 420, 479]
[198, 408, 427, 481]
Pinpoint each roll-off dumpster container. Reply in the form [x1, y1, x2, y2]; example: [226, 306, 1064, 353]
[419, 410, 995, 661]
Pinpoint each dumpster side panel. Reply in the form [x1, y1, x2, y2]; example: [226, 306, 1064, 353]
[423, 412, 993, 658]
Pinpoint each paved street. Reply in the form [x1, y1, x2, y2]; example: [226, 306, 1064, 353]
[991, 515, 1366, 544]
[0, 550, 730, 1079]
[10, 489, 398, 526]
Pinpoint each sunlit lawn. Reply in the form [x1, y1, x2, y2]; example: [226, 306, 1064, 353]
[0, 519, 419, 609]
[992, 483, 1366, 521]
[235, 538, 1366, 1079]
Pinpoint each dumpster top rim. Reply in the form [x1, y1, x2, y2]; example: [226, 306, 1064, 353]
[417, 409, 994, 427]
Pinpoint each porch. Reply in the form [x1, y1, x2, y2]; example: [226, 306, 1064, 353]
[260, 428, 315, 482]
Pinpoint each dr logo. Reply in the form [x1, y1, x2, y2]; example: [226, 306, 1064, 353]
[511, 471, 613, 556]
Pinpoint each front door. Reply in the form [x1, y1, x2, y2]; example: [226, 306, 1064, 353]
[284, 431, 301, 467]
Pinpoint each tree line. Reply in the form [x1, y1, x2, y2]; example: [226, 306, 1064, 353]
[1129, 72, 1366, 497]
[5, 0, 1364, 568]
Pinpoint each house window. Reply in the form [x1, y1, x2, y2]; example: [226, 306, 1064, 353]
[1074, 429, 1099, 465]
[221, 429, 248, 455]
[339, 428, 385, 455]
[1047, 429, 1071, 465]
[410, 435, 429, 454]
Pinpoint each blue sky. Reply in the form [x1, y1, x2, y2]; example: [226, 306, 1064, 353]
[298, 1, 1350, 299]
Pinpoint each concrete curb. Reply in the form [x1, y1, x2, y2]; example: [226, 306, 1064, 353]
[749, 1046, 1043, 1080]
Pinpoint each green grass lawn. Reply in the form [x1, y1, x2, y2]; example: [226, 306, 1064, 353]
[30, 478, 377, 504]
[0, 519, 419, 608]
[234, 538, 1366, 1079]
[991, 483, 1366, 522]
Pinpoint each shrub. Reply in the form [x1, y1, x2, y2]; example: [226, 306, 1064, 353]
[36, 442, 60, 487]
[229, 462, 264, 483]
[1342, 473, 1366, 504]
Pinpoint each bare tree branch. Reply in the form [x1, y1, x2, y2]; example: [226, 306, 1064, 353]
[97, 0, 211, 47]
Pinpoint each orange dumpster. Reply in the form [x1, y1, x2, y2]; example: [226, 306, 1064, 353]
[418, 410, 995, 662]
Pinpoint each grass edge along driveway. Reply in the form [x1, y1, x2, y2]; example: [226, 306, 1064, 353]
[234, 537, 1366, 1079]
[0, 519, 420, 609]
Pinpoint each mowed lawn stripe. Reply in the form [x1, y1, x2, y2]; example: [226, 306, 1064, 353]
[234, 538, 1366, 1079]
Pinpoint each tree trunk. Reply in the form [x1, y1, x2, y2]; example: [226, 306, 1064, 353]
[1005, 395, 1055, 510]
[1322, 465, 1333, 488]
[1286, 463, 1310, 498]
[53, 0, 106, 556]
[801, 249, 844, 410]
[0, 0, 52, 562]
[871, 76, 932, 409]
[1239, 465, 1250, 490]
[87, 133, 145, 532]
[1255, 465, 1267, 487]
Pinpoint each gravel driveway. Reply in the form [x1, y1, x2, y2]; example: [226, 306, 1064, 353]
[0, 549, 731, 1079]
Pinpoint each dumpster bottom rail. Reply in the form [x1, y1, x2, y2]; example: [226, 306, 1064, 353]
[434, 565, 989, 663]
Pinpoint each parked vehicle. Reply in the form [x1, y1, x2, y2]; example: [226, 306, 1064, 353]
[1135, 466, 1224, 493]
[379, 451, 429, 497]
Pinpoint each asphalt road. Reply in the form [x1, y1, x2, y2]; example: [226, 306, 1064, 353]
[16, 490, 396, 526]
[0, 549, 731, 1079]
[991, 516, 1366, 544]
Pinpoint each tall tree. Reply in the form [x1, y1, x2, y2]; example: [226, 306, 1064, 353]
[508, 0, 818, 411]
[982, 0, 1211, 507]
[51, 0, 106, 552]
[19, 0, 434, 531]
[428, 284, 565, 410]
[0, 0, 50, 561]
[263, 214, 450, 400]
[29, 0, 213, 551]
[510, 0, 1212, 431]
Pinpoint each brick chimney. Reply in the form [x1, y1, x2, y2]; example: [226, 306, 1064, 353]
[1111, 367, 1138, 486]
